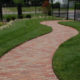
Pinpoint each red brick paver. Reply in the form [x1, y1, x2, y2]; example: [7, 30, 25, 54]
[0, 21, 78, 80]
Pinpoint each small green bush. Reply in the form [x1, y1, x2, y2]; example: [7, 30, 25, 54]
[6, 18, 11, 22]
[26, 14, 31, 18]
[3, 14, 17, 20]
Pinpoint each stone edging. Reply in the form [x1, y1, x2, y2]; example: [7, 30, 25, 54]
[0, 20, 14, 30]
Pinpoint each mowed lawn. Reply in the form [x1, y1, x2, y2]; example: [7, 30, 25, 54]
[3, 7, 42, 12]
[0, 18, 52, 57]
[53, 21, 80, 80]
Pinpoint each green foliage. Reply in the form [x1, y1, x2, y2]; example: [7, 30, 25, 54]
[13, 0, 24, 4]
[3, 14, 17, 20]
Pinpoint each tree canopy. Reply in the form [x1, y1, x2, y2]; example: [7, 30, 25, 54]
[13, 0, 24, 4]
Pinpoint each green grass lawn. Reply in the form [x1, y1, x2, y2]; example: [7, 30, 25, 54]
[53, 21, 80, 80]
[0, 18, 54, 57]
[3, 7, 74, 12]
[3, 7, 42, 12]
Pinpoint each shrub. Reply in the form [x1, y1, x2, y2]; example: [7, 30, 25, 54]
[11, 17, 16, 20]
[7, 18, 11, 22]
[26, 14, 31, 18]
[3, 14, 17, 20]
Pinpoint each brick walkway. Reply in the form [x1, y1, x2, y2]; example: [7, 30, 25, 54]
[0, 21, 78, 80]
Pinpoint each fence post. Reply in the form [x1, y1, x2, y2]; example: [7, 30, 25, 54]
[58, 4, 60, 17]
[35, 0, 37, 15]
[74, 0, 76, 21]
[0, 2, 3, 21]
[51, 0, 53, 16]
[66, 0, 69, 20]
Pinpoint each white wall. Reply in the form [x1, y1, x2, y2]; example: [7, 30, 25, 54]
[50, 0, 68, 5]
[53, 0, 63, 4]
[49, 0, 74, 8]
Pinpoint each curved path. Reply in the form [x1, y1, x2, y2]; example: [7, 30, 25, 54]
[0, 21, 78, 80]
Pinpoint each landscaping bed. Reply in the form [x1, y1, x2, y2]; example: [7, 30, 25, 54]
[53, 21, 80, 80]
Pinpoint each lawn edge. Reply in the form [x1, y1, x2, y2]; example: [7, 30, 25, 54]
[0, 20, 52, 58]
[52, 21, 79, 80]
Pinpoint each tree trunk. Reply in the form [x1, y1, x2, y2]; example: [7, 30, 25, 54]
[0, 3, 3, 21]
[17, 4, 23, 18]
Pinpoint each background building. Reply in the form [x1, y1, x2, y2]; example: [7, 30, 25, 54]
[52, 0, 74, 8]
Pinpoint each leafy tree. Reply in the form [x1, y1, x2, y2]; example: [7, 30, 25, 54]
[30, 0, 43, 6]
[13, 0, 24, 4]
